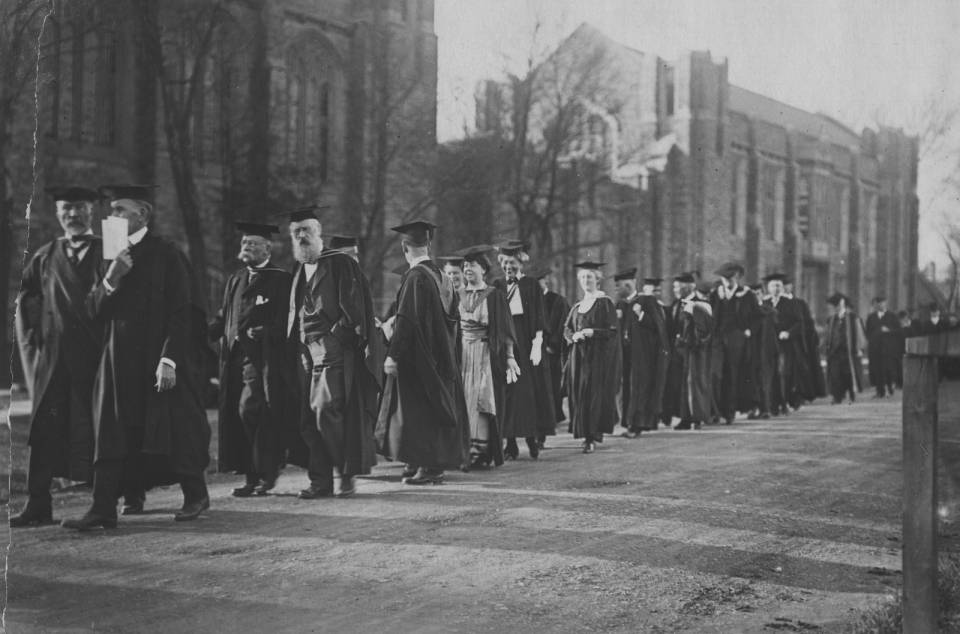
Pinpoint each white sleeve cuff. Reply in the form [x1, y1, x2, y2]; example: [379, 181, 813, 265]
[103, 279, 115, 293]
[160, 357, 176, 370]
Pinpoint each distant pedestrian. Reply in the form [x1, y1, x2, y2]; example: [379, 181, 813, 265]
[620, 275, 670, 436]
[823, 293, 865, 404]
[865, 296, 900, 398]
[709, 262, 757, 425]
[564, 261, 620, 453]
[12, 186, 103, 528]
[672, 278, 714, 430]
[763, 274, 807, 416]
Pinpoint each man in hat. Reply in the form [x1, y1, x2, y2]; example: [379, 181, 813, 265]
[709, 262, 757, 425]
[784, 280, 824, 402]
[376, 220, 469, 484]
[620, 272, 670, 436]
[494, 240, 555, 457]
[286, 206, 379, 499]
[63, 185, 212, 530]
[864, 296, 900, 398]
[209, 222, 293, 497]
[668, 274, 714, 430]
[11, 186, 104, 527]
[824, 293, 865, 404]
[533, 266, 570, 425]
[745, 283, 778, 419]
[763, 273, 807, 415]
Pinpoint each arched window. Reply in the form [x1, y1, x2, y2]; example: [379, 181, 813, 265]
[93, 29, 117, 146]
[284, 37, 341, 183]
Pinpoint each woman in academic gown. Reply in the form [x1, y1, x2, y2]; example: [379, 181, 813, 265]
[456, 246, 521, 468]
[563, 262, 621, 453]
[823, 293, 865, 404]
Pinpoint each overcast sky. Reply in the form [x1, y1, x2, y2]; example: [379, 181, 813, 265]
[435, 0, 960, 274]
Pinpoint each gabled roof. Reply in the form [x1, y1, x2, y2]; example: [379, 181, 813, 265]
[728, 85, 860, 148]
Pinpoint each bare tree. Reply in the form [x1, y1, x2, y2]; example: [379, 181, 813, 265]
[1, 0, 53, 386]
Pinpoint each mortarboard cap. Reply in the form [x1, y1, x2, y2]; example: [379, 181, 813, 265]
[697, 280, 716, 294]
[826, 292, 848, 306]
[391, 219, 437, 247]
[614, 267, 637, 281]
[642, 277, 663, 286]
[575, 261, 605, 270]
[98, 184, 157, 203]
[389, 263, 408, 276]
[674, 272, 696, 284]
[872, 295, 886, 303]
[748, 283, 764, 291]
[328, 234, 359, 250]
[762, 273, 787, 283]
[714, 262, 745, 278]
[235, 221, 279, 238]
[928, 302, 941, 311]
[437, 255, 465, 267]
[46, 185, 100, 203]
[525, 264, 552, 280]
[282, 204, 327, 223]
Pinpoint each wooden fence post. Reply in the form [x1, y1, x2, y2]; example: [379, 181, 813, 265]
[901, 354, 939, 634]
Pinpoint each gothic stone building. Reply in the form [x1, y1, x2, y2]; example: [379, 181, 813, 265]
[12, 0, 437, 315]
[470, 24, 918, 320]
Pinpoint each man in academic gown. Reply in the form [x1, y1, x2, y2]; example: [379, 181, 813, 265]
[614, 268, 638, 431]
[621, 275, 670, 435]
[865, 296, 901, 398]
[534, 267, 570, 424]
[661, 274, 688, 426]
[63, 185, 211, 530]
[286, 207, 379, 499]
[209, 222, 292, 497]
[673, 277, 714, 430]
[763, 273, 807, 416]
[746, 284, 778, 419]
[784, 280, 824, 402]
[494, 240, 555, 457]
[376, 220, 469, 485]
[709, 263, 758, 425]
[11, 186, 103, 527]
[823, 293, 865, 404]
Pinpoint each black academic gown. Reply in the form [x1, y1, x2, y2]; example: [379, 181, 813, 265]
[87, 234, 211, 485]
[495, 277, 557, 438]
[623, 295, 670, 431]
[676, 298, 714, 423]
[865, 310, 901, 392]
[709, 285, 759, 420]
[765, 296, 808, 412]
[375, 261, 469, 470]
[543, 289, 570, 422]
[209, 264, 292, 476]
[794, 296, 825, 400]
[824, 311, 865, 402]
[662, 301, 685, 420]
[564, 295, 621, 441]
[747, 300, 779, 414]
[16, 237, 104, 481]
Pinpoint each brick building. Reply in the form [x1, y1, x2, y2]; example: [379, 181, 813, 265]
[9, 0, 436, 321]
[468, 24, 918, 320]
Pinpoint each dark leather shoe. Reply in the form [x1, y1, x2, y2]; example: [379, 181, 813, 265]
[232, 484, 257, 498]
[121, 501, 145, 515]
[174, 497, 210, 522]
[254, 475, 278, 496]
[582, 442, 595, 454]
[336, 477, 356, 498]
[404, 468, 444, 485]
[61, 512, 118, 531]
[298, 485, 334, 500]
[10, 508, 54, 528]
[400, 465, 418, 479]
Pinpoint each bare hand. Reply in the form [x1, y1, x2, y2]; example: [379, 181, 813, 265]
[246, 326, 264, 341]
[572, 331, 586, 343]
[105, 249, 133, 287]
[506, 358, 521, 384]
[582, 328, 595, 338]
[155, 362, 176, 392]
[744, 329, 751, 338]
[530, 338, 543, 367]
[381, 316, 396, 341]
[632, 304, 644, 320]
[384, 356, 398, 376]
[880, 326, 890, 333]
[778, 331, 789, 341]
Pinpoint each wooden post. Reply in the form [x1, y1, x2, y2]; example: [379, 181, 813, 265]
[901, 354, 939, 634]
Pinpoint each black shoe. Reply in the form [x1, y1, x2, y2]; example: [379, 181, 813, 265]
[400, 465, 418, 479]
[174, 497, 210, 522]
[621, 431, 638, 438]
[405, 468, 444, 485]
[232, 484, 257, 497]
[298, 485, 334, 500]
[336, 477, 357, 498]
[582, 442, 595, 454]
[254, 475, 278, 496]
[121, 500, 144, 515]
[61, 512, 118, 531]
[10, 508, 54, 528]
[469, 455, 490, 469]
[674, 421, 692, 430]
[724, 417, 734, 425]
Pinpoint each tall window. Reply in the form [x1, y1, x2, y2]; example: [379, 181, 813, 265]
[761, 163, 785, 242]
[285, 41, 340, 182]
[838, 184, 850, 254]
[93, 30, 117, 146]
[864, 193, 877, 258]
[730, 156, 747, 236]
[664, 64, 675, 116]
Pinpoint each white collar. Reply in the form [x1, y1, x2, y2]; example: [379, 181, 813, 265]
[465, 281, 487, 291]
[410, 255, 431, 266]
[128, 227, 148, 245]
[249, 258, 270, 270]
[64, 229, 94, 241]
[626, 291, 638, 301]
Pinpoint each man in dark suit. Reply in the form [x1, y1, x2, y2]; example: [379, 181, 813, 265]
[12, 186, 103, 527]
[763, 273, 807, 416]
[63, 184, 211, 530]
[614, 267, 638, 431]
[209, 222, 292, 497]
[709, 262, 757, 425]
[865, 296, 900, 398]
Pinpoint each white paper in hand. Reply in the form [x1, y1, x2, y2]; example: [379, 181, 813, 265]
[102, 217, 129, 260]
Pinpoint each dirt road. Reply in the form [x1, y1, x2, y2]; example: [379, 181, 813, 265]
[4, 385, 959, 633]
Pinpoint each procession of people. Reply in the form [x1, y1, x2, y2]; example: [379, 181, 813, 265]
[10, 183, 960, 530]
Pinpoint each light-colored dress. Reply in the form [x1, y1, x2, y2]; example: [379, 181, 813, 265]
[460, 288, 498, 455]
